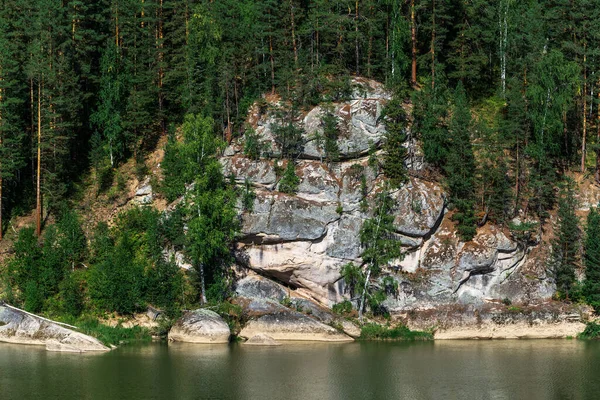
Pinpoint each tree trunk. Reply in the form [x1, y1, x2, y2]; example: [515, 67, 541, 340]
[411, 0, 417, 85]
[35, 80, 42, 237]
[269, 32, 275, 94]
[358, 268, 371, 321]
[199, 262, 207, 305]
[0, 74, 3, 241]
[431, 0, 436, 89]
[290, 0, 298, 70]
[355, 0, 359, 75]
[596, 79, 600, 183]
[582, 45, 587, 173]
[0, 174, 3, 241]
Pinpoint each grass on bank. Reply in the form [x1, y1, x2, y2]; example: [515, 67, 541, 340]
[359, 323, 433, 341]
[51, 314, 152, 346]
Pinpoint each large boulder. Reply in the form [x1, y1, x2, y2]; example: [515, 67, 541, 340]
[0, 304, 109, 352]
[168, 309, 230, 344]
[235, 275, 288, 302]
[240, 309, 353, 342]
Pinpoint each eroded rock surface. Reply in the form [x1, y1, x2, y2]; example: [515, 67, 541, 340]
[243, 333, 281, 346]
[220, 78, 556, 315]
[168, 309, 230, 344]
[240, 310, 353, 342]
[0, 305, 109, 352]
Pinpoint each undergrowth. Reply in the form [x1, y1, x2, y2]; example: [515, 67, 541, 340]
[359, 323, 433, 341]
[578, 322, 600, 340]
[52, 314, 152, 346]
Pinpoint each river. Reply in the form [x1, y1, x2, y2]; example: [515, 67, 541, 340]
[1, 340, 599, 399]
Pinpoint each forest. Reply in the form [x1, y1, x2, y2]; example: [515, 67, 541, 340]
[1, 0, 600, 325]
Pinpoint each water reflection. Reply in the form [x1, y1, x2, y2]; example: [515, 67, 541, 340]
[1, 340, 599, 399]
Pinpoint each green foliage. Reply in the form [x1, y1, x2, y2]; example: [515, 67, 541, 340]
[278, 162, 300, 194]
[340, 263, 366, 300]
[88, 207, 184, 315]
[360, 175, 369, 213]
[54, 315, 152, 346]
[382, 96, 408, 187]
[446, 83, 477, 241]
[89, 233, 145, 315]
[8, 209, 88, 313]
[359, 323, 433, 341]
[272, 106, 305, 158]
[90, 40, 128, 168]
[161, 114, 224, 201]
[412, 81, 449, 168]
[584, 206, 600, 311]
[579, 322, 600, 340]
[332, 300, 353, 315]
[360, 188, 403, 275]
[321, 109, 340, 162]
[185, 159, 239, 303]
[550, 180, 581, 299]
[59, 272, 85, 318]
[244, 127, 267, 160]
[242, 179, 256, 212]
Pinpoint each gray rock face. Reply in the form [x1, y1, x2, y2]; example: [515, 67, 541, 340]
[235, 275, 288, 302]
[391, 178, 445, 237]
[134, 178, 153, 204]
[168, 309, 230, 344]
[219, 78, 554, 312]
[240, 309, 353, 342]
[0, 305, 109, 352]
[241, 193, 339, 243]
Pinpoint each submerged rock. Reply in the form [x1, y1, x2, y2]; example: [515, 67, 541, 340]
[243, 333, 281, 346]
[168, 309, 230, 344]
[0, 304, 109, 352]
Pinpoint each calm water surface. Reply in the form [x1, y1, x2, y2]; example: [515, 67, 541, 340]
[1, 340, 599, 400]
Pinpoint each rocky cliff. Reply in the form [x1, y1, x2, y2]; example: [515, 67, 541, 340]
[222, 79, 557, 316]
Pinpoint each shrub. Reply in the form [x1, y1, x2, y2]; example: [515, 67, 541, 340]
[242, 178, 256, 212]
[579, 322, 600, 340]
[360, 323, 433, 340]
[332, 300, 353, 315]
[244, 127, 265, 160]
[278, 162, 300, 194]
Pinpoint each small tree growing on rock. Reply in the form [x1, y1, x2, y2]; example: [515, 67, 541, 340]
[356, 185, 403, 319]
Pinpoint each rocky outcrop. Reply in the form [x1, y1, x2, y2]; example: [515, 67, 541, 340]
[168, 309, 231, 344]
[234, 275, 355, 342]
[405, 302, 591, 339]
[0, 304, 109, 352]
[240, 309, 353, 342]
[219, 78, 558, 317]
[235, 275, 289, 302]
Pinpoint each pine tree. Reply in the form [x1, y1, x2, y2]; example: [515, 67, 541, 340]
[584, 206, 600, 311]
[91, 40, 128, 168]
[382, 96, 408, 187]
[549, 180, 580, 299]
[0, 4, 25, 240]
[412, 79, 449, 168]
[358, 185, 403, 318]
[445, 82, 477, 241]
